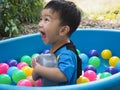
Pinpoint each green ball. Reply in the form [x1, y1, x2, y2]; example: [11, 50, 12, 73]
[31, 53, 39, 58]
[12, 70, 26, 83]
[76, 49, 81, 55]
[21, 55, 32, 66]
[0, 74, 11, 84]
[100, 72, 112, 79]
[89, 56, 100, 67]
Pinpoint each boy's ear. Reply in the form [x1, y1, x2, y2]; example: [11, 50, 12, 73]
[59, 25, 70, 36]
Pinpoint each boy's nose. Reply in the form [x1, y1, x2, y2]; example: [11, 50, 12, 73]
[38, 21, 44, 28]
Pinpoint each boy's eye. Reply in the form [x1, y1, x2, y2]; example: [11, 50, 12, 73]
[45, 18, 49, 22]
[40, 18, 42, 21]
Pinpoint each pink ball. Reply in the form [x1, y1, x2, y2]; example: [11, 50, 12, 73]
[0, 63, 9, 74]
[17, 62, 28, 69]
[17, 79, 32, 87]
[84, 70, 97, 81]
[34, 79, 42, 86]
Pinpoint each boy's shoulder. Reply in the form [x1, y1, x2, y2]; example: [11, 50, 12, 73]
[55, 42, 77, 56]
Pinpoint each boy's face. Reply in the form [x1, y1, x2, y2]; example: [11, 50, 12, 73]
[38, 8, 64, 44]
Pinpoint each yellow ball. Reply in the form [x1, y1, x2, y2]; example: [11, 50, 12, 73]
[21, 66, 33, 77]
[101, 49, 112, 59]
[109, 56, 120, 67]
[77, 76, 89, 84]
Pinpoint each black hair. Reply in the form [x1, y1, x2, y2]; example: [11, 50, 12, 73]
[44, 0, 81, 37]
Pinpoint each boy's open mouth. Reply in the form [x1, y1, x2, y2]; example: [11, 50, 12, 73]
[40, 31, 46, 39]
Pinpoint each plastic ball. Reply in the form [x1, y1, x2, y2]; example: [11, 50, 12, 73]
[0, 74, 11, 84]
[34, 79, 42, 86]
[17, 62, 28, 69]
[84, 65, 96, 73]
[0, 63, 9, 74]
[101, 49, 112, 59]
[109, 56, 120, 67]
[77, 76, 89, 84]
[84, 70, 97, 81]
[42, 49, 50, 54]
[116, 61, 120, 72]
[12, 70, 26, 83]
[105, 66, 118, 74]
[76, 49, 81, 55]
[7, 66, 19, 77]
[89, 56, 100, 67]
[88, 49, 99, 57]
[7, 59, 18, 67]
[17, 79, 32, 87]
[21, 66, 33, 77]
[20, 55, 32, 66]
[100, 72, 112, 79]
[31, 53, 39, 58]
[79, 53, 89, 64]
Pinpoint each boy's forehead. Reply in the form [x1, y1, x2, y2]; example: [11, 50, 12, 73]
[41, 8, 60, 18]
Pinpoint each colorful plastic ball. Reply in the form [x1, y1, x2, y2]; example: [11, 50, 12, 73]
[12, 70, 26, 83]
[0, 63, 9, 74]
[31, 53, 39, 58]
[100, 72, 112, 79]
[76, 49, 81, 55]
[89, 56, 100, 67]
[17, 79, 32, 87]
[101, 49, 112, 59]
[105, 66, 118, 74]
[88, 49, 99, 57]
[34, 79, 42, 86]
[7, 59, 18, 67]
[7, 66, 19, 77]
[79, 53, 89, 64]
[20, 55, 32, 66]
[116, 61, 120, 72]
[0, 74, 11, 84]
[21, 66, 33, 77]
[42, 49, 50, 54]
[84, 70, 97, 81]
[17, 62, 28, 69]
[77, 76, 89, 84]
[109, 56, 120, 67]
[84, 65, 96, 73]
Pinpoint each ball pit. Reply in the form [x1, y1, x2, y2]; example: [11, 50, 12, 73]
[1, 29, 120, 90]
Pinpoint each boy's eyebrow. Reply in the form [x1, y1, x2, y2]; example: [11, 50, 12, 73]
[41, 14, 52, 18]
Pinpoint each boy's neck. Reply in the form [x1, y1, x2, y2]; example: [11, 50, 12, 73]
[50, 39, 70, 53]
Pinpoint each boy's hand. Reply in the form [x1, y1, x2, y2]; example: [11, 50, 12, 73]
[31, 56, 42, 81]
[31, 57, 38, 68]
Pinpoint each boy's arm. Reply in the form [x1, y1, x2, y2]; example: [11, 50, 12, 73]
[34, 63, 67, 82]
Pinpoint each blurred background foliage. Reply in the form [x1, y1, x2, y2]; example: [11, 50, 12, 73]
[0, 0, 44, 37]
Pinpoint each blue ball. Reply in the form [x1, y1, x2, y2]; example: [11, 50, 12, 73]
[79, 53, 89, 64]
[7, 59, 18, 67]
[42, 49, 50, 54]
[116, 61, 120, 72]
[84, 65, 96, 73]
[88, 49, 99, 57]
[7, 66, 19, 77]
[105, 66, 118, 74]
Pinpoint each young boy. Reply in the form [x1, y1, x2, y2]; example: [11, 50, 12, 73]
[31, 0, 82, 86]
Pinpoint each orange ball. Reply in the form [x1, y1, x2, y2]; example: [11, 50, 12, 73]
[21, 66, 33, 77]
[109, 56, 120, 67]
[101, 49, 112, 60]
[77, 76, 89, 84]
